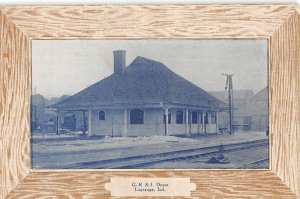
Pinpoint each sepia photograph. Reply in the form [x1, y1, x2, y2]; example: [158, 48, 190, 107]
[31, 40, 269, 169]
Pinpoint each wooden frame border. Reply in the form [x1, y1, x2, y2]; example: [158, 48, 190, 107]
[0, 5, 299, 198]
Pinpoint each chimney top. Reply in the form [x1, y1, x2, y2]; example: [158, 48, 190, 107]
[113, 50, 126, 75]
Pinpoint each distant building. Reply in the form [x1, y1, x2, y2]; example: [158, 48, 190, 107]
[31, 94, 73, 132]
[251, 87, 268, 131]
[31, 94, 54, 132]
[209, 87, 268, 131]
[209, 90, 254, 131]
[51, 50, 226, 136]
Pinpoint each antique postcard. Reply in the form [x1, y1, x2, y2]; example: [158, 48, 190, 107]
[31, 40, 268, 169]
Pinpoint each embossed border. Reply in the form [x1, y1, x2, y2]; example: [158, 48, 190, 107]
[0, 5, 299, 198]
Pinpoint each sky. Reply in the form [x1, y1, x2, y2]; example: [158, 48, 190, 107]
[32, 40, 268, 99]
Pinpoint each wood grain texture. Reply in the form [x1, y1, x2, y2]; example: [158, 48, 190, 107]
[1, 5, 297, 39]
[0, 4, 299, 199]
[4, 170, 296, 199]
[0, 9, 31, 199]
[270, 10, 300, 196]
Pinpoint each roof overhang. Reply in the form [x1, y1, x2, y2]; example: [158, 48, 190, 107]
[51, 101, 221, 112]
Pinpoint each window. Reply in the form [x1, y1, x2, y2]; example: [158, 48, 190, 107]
[176, 110, 183, 124]
[211, 112, 216, 124]
[163, 110, 171, 124]
[130, 109, 144, 124]
[192, 111, 198, 124]
[199, 112, 203, 124]
[205, 112, 209, 124]
[99, 110, 105, 120]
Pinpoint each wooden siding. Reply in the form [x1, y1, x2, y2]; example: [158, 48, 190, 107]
[89, 108, 213, 136]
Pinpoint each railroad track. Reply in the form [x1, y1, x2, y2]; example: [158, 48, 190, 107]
[236, 157, 269, 169]
[57, 139, 269, 169]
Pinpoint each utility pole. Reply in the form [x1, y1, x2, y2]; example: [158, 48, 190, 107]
[222, 74, 234, 135]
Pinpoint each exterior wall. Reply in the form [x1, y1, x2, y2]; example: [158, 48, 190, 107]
[127, 109, 165, 136]
[169, 109, 186, 135]
[252, 115, 268, 131]
[252, 98, 268, 131]
[168, 109, 208, 135]
[206, 124, 217, 134]
[90, 108, 217, 136]
[74, 111, 85, 131]
[90, 108, 165, 136]
[191, 124, 201, 134]
[168, 124, 186, 135]
[217, 112, 228, 129]
[91, 109, 124, 136]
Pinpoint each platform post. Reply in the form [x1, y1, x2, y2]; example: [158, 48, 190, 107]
[216, 111, 219, 133]
[164, 108, 169, 136]
[88, 110, 93, 136]
[202, 111, 206, 133]
[124, 108, 128, 136]
[185, 109, 189, 134]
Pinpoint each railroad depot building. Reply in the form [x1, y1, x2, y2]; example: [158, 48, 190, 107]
[51, 50, 226, 136]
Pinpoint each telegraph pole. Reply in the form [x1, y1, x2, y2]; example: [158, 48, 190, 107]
[222, 74, 234, 135]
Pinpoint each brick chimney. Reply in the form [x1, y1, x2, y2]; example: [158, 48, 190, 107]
[113, 50, 126, 75]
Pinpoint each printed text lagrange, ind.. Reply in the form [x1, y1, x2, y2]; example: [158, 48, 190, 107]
[132, 182, 169, 192]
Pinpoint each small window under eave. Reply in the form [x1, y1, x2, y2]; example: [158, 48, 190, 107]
[99, 110, 105, 120]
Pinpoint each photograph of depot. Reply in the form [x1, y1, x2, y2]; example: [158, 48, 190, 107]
[31, 40, 269, 169]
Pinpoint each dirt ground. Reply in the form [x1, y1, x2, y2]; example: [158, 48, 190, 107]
[32, 131, 269, 169]
[143, 145, 269, 169]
